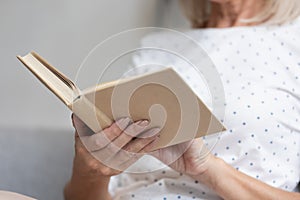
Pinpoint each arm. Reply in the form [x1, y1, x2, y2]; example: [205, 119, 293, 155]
[64, 174, 111, 200]
[192, 156, 300, 200]
[151, 138, 299, 200]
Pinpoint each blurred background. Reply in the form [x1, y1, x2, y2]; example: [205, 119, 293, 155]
[0, 0, 189, 199]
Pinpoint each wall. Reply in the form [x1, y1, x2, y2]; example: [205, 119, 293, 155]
[0, 0, 163, 130]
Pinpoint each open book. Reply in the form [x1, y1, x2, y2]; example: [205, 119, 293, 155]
[17, 52, 225, 150]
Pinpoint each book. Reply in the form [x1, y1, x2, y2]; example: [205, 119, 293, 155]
[17, 52, 226, 150]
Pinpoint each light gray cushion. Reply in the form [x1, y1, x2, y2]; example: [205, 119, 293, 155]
[0, 128, 74, 200]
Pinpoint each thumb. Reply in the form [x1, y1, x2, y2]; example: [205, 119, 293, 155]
[148, 150, 160, 158]
[71, 114, 94, 136]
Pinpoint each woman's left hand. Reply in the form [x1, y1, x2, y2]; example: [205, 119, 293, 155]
[151, 138, 300, 200]
[150, 138, 212, 176]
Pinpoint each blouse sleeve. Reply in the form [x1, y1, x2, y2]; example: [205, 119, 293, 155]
[128, 32, 216, 111]
[127, 33, 179, 77]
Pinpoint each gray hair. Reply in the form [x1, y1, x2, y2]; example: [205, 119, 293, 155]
[180, 0, 300, 27]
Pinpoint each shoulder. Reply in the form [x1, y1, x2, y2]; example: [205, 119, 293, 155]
[140, 29, 200, 49]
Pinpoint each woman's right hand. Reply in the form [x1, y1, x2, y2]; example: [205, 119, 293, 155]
[72, 114, 160, 178]
[64, 115, 160, 200]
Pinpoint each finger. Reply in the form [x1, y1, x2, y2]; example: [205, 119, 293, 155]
[137, 126, 161, 139]
[91, 142, 120, 163]
[122, 128, 160, 153]
[140, 136, 160, 153]
[101, 117, 131, 141]
[117, 153, 143, 171]
[105, 148, 138, 168]
[71, 113, 75, 127]
[117, 138, 159, 171]
[72, 114, 85, 129]
[80, 117, 131, 152]
[147, 149, 160, 160]
[109, 120, 149, 150]
[90, 120, 149, 163]
[110, 129, 160, 168]
[80, 133, 110, 152]
[73, 114, 94, 136]
[109, 133, 158, 165]
[74, 132, 90, 156]
[74, 130, 79, 139]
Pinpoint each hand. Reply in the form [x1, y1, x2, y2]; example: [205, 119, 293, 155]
[64, 115, 160, 200]
[71, 114, 160, 179]
[150, 138, 212, 176]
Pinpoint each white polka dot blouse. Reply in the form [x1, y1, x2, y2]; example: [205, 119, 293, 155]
[109, 17, 300, 200]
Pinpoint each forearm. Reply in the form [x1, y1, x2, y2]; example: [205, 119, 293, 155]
[64, 173, 111, 200]
[192, 156, 300, 200]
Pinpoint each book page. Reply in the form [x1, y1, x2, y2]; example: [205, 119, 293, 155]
[17, 52, 79, 106]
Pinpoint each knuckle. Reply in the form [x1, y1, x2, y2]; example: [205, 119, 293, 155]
[94, 137, 102, 147]
[75, 145, 87, 155]
[120, 132, 133, 143]
[124, 125, 140, 137]
[124, 145, 135, 153]
[136, 138, 151, 149]
[106, 143, 118, 154]
[85, 160, 104, 176]
[86, 160, 99, 170]
[107, 125, 122, 138]
[142, 141, 155, 152]
[100, 168, 112, 176]
[124, 138, 150, 153]
[122, 145, 131, 152]
[134, 142, 144, 151]
[94, 135, 106, 148]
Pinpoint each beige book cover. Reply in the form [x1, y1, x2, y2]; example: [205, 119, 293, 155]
[17, 52, 226, 150]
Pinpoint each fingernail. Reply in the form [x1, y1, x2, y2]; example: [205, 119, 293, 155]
[139, 127, 160, 138]
[116, 117, 131, 130]
[136, 120, 149, 127]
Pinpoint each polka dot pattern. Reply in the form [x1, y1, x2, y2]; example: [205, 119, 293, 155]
[109, 18, 300, 199]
